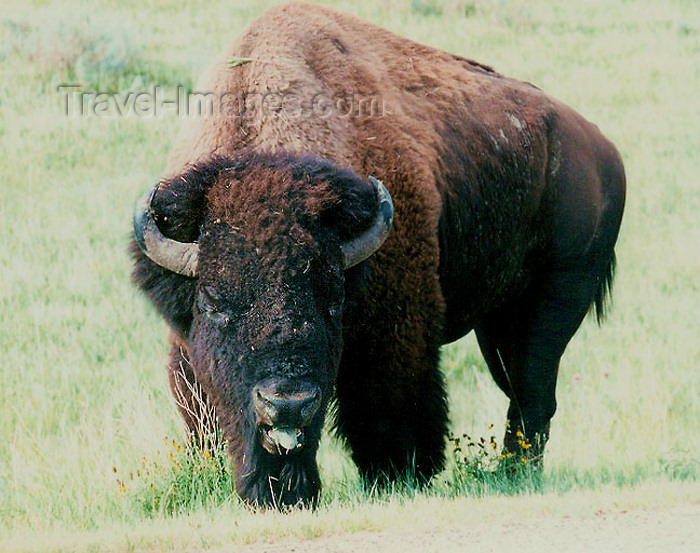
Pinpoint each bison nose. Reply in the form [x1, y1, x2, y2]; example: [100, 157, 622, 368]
[253, 384, 322, 428]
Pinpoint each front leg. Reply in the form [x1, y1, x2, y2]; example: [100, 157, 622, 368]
[335, 314, 448, 485]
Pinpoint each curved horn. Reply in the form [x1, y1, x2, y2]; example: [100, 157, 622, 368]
[341, 177, 394, 269]
[133, 187, 199, 277]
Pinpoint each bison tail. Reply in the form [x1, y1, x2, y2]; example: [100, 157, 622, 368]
[592, 252, 616, 325]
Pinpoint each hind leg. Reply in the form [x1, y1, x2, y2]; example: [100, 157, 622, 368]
[475, 267, 603, 460]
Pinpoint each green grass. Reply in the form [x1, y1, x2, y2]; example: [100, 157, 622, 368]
[1, 0, 698, 550]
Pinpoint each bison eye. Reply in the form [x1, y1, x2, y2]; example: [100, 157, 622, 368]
[203, 308, 230, 326]
[328, 303, 342, 319]
[197, 286, 231, 326]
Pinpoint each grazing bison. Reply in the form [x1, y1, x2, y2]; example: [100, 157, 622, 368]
[131, 2, 625, 508]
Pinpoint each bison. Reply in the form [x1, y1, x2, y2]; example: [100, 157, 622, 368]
[131, 2, 625, 508]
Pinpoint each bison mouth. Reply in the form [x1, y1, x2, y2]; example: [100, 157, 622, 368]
[253, 381, 322, 456]
[259, 425, 305, 455]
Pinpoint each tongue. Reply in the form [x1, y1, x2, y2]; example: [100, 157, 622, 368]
[269, 427, 299, 451]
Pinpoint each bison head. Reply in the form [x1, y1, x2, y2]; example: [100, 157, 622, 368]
[131, 154, 393, 508]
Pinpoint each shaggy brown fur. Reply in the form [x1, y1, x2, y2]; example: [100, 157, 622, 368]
[132, 2, 625, 508]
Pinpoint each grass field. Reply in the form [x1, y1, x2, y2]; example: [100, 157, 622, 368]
[1, 0, 698, 551]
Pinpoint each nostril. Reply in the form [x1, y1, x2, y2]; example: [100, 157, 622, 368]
[253, 388, 278, 425]
[252, 384, 322, 427]
[299, 389, 321, 425]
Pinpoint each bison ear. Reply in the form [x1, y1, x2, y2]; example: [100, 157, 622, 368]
[322, 172, 394, 269]
[130, 158, 231, 332]
[148, 163, 221, 242]
[130, 178, 202, 332]
[321, 169, 381, 241]
[289, 158, 390, 246]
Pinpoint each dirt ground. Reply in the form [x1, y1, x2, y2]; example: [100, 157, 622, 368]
[228, 505, 698, 553]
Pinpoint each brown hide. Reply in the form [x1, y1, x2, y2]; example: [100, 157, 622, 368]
[166, 1, 622, 340]
[141, 2, 625, 505]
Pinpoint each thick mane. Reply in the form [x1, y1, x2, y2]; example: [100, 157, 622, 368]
[131, 152, 380, 333]
[203, 153, 378, 242]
